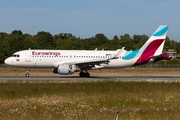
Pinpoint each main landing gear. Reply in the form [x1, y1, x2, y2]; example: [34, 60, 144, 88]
[25, 68, 30, 77]
[79, 70, 90, 77]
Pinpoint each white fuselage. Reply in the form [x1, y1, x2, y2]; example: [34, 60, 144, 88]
[5, 49, 142, 69]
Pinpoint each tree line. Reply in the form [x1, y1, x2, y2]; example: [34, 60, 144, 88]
[0, 30, 179, 63]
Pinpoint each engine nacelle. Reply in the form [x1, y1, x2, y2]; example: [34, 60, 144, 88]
[53, 64, 75, 75]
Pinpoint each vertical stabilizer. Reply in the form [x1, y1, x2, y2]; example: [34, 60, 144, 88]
[133, 25, 169, 66]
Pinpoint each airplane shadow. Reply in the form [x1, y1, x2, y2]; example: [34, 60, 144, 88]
[57, 75, 109, 79]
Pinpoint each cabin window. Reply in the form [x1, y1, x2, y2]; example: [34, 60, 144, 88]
[11, 54, 20, 57]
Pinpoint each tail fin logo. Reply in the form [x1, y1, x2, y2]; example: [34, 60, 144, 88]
[153, 25, 169, 36]
[133, 25, 169, 66]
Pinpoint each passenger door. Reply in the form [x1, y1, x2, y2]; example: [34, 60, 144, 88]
[25, 51, 31, 62]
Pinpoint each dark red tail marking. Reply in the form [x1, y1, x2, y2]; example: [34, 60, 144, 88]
[133, 39, 165, 66]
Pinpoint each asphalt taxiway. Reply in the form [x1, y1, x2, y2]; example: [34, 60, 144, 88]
[0, 75, 180, 81]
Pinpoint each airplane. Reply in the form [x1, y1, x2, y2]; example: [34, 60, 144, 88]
[4, 25, 170, 77]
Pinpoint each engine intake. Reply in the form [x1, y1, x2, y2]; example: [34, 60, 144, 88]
[53, 64, 75, 75]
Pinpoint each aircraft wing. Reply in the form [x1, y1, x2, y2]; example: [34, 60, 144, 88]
[52, 58, 110, 69]
[68, 47, 125, 66]
[53, 58, 110, 67]
[53, 47, 125, 69]
[74, 58, 109, 64]
[72, 58, 110, 69]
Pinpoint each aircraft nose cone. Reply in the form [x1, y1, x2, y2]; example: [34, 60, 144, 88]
[4, 58, 11, 65]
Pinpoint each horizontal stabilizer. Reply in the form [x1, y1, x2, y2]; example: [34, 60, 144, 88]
[150, 53, 169, 59]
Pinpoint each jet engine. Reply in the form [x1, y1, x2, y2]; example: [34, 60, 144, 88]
[53, 64, 75, 75]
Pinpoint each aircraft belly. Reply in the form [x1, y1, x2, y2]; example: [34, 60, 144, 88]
[103, 59, 137, 69]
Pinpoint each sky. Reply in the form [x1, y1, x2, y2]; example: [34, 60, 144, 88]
[0, 0, 180, 42]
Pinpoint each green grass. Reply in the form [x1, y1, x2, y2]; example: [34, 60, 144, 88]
[0, 80, 180, 120]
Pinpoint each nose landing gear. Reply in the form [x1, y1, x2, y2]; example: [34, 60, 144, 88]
[25, 68, 30, 77]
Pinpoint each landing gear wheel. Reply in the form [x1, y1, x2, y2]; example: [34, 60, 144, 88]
[25, 68, 30, 77]
[84, 73, 90, 77]
[79, 71, 84, 77]
[79, 71, 90, 77]
[25, 73, 29, 77]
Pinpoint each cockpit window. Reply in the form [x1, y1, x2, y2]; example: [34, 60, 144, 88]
[11, 54, 20, 57]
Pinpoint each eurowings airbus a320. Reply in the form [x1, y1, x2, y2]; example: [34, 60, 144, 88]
[4, 25, 170, 77]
